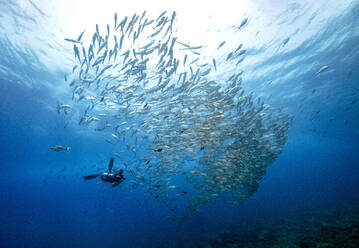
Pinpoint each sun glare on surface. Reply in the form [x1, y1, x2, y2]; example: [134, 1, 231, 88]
[53, 0, 249, 42]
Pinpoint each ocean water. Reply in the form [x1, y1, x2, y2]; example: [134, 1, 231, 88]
[0, 1, 359, 248]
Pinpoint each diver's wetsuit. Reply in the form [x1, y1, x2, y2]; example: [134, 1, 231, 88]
[83, 157, 125, 186]
[100, 169, 125, 186]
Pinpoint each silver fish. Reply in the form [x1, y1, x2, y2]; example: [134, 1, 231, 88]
[50, 145, 70, 151]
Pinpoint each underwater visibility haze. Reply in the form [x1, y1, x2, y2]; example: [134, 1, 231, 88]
[0, 0, 359, 247]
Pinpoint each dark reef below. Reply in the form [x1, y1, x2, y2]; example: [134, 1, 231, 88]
[173, 205, 359, 248]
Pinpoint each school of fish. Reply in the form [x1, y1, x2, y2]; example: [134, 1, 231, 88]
[61, 11, 292, 213]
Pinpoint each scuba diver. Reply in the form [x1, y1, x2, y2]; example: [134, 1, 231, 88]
[83, 157, 125, 186]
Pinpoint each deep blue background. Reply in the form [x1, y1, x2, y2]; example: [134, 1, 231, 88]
[1, 1, 359, 247]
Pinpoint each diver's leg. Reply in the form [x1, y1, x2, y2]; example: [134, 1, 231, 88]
[84, 174, 100, 180]
[108, 157, 114, 173]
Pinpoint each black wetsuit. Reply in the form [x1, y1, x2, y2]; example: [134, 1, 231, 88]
[83, 157, 125, 186]
[100, 169, 125, 186]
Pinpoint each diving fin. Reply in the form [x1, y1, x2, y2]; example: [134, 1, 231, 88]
[83, 174, 100, 180]
[108, 157, 114, 173]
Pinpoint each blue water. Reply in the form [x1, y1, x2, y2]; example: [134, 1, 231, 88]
[1, 1, 359, 247]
